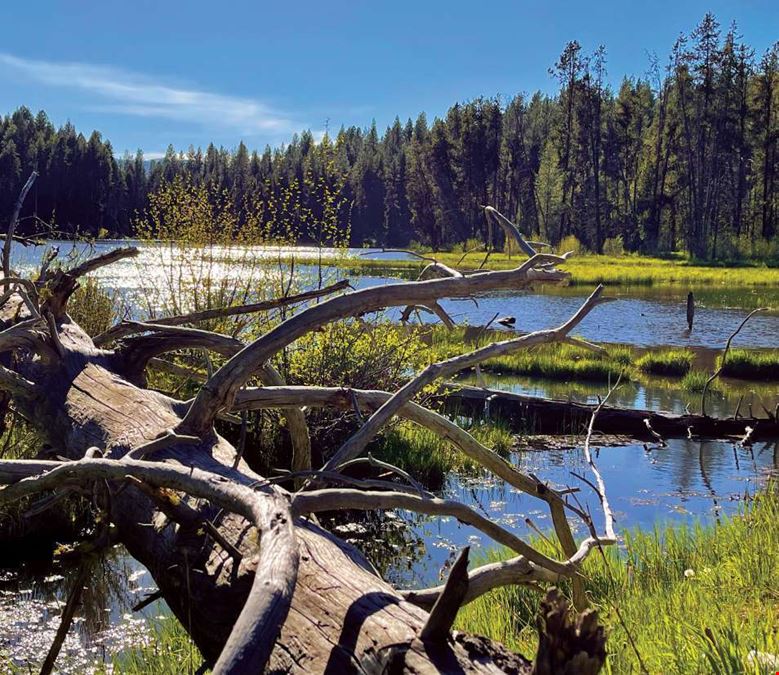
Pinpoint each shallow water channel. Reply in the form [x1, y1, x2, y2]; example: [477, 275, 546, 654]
[1, 241, 777, 670]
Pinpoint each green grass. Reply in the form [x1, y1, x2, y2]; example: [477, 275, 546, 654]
[112, 615, 204, 674]
[486, 344, 633, 382]
[427, 327, 634, 383]
[681, 370, 718, 393]
[339, 250, 779, 290]
[636, 350, 694, 377]
[424, 324, 779, 385]
[373, 420, 514, 487]
[456, 486, 779, 674]
[720, 349, 779, 380]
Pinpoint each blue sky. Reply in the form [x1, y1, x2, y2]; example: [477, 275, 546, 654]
[1, 1, 776, 158]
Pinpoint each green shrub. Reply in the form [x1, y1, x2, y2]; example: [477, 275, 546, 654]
[556, 234, 587, 255]
[67, 278, 117, 337]
[602, 235, 625, 256]
[287, 322, 429, 392]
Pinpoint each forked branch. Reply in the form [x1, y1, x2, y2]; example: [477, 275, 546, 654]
[0, 455, 297, 674]
[183, 254, 573, 434]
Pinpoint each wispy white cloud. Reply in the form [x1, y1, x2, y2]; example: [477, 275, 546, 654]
[0, 53, 298, 136]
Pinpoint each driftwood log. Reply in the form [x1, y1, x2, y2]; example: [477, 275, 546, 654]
[442, 385, 779, 441]
[0, 187, 616, 674]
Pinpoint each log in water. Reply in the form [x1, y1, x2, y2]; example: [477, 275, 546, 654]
[443, 384, 779, 441]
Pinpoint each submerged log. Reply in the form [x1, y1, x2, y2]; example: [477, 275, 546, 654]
[442, 384, 779, 441]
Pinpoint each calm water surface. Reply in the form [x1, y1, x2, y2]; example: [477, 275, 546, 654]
[10, 239, 779, 348]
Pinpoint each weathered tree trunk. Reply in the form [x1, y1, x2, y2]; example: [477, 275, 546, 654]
[7, 317, 533, 672]
[0, 230, 609, 673]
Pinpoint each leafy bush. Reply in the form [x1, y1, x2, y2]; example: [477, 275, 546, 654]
[68, 278, 117, 337]
[556, 234, 587, 255]
[287, 322, 429, 392]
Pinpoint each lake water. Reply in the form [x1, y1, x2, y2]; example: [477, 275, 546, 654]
[1, 240, 777, 670]
[378, 374, 777, 588]
[10, 239, 779, 348]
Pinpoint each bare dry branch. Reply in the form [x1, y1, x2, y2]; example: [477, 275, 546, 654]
[94, 279, 351, 346]
[182, 255, 574, 434]
[419, 546, 470, 642]
[483, 206, 537, 257]
[581, 378, 622, 543]
[322, 285, 605, 473]
[39, 563, 89, 675]
[701, 308, 767, 416]
[233, 385, 557, 499]
[291, 487, 574, 575]
[4, 171, 38, 278]
[401, 554, 555, 610]
[44, 247, 139, 319]
[67, 246, 140, 279]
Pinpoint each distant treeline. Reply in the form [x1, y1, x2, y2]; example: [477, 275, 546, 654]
[0, 13, 777, 259]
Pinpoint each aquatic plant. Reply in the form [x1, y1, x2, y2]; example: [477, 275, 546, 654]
[635, 350, 694, 377]
[112, 615, 203, 674]
[681, 370, 720, 393]
[373, 419, 514, 487]
[719, 349, 779, 380]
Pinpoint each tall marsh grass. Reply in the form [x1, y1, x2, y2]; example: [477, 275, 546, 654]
[457, 486, 779, 674]
[635, 350, 694, 377]
[719, 349, 779, 380]
[374, 420, 514, 487]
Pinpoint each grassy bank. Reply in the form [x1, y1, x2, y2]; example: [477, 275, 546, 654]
[457, 486, 779, 674]
[339, 250, 779, 289]
[425, 325, 779, 385]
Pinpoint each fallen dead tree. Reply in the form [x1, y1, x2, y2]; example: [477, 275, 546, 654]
[441, 384, 779, 441]
[0, 184, 618, 673]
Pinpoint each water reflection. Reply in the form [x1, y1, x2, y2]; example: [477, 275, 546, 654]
[377, 438, 776, 589]
[0, 549, 160, 672]
[460, 371, 779, 419]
